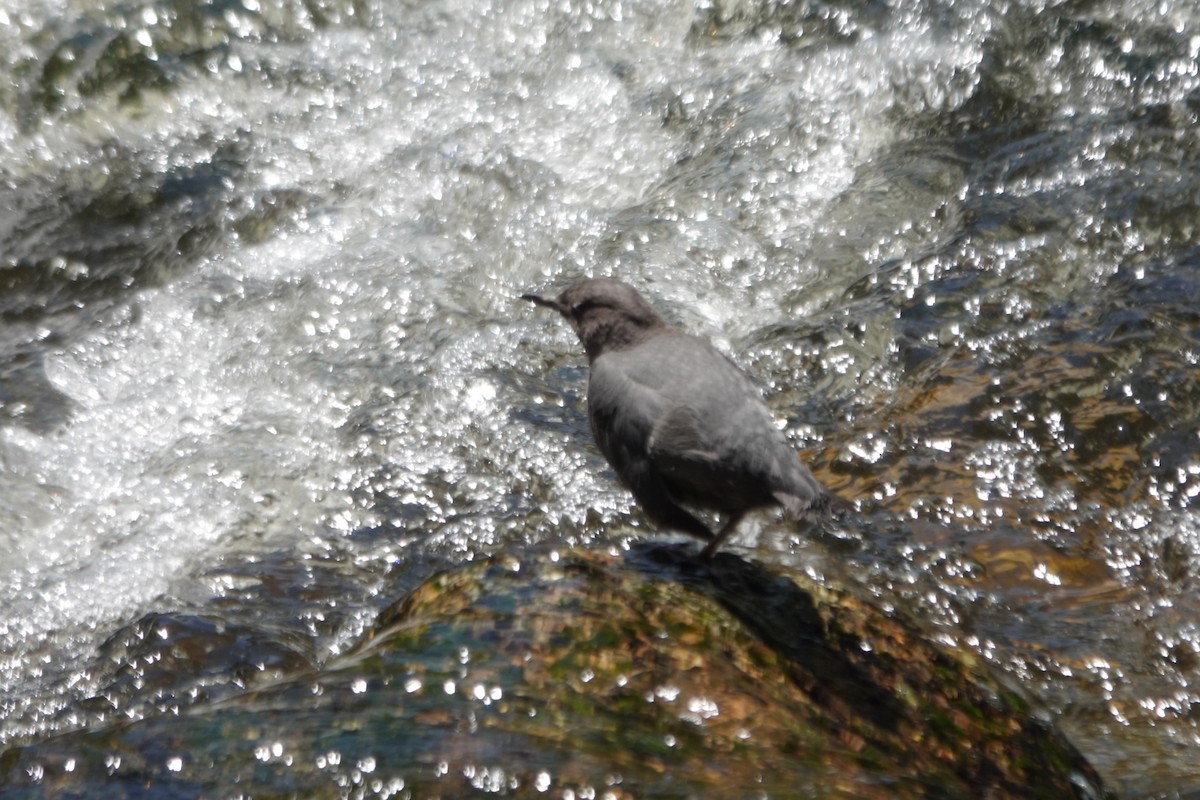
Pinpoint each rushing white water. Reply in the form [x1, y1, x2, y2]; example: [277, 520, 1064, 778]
[3, 0, 1200, 794]
[0, 0, 945, 704]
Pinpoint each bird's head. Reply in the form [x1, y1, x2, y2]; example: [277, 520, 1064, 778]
[522, 277, 668, 361]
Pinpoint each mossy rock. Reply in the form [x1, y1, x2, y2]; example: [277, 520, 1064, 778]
[0, 546, 1111, 799]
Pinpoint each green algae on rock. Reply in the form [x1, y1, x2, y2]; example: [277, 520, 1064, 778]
[0, 547, 1111, 799]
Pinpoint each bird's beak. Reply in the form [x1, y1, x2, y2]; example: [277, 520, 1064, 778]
[521, 292, 566, 314]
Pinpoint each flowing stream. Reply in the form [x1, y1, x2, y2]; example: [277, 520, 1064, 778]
[2, 0, 1200, 795]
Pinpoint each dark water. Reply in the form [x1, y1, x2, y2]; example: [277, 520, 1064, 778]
[1, 0, 1199, 796]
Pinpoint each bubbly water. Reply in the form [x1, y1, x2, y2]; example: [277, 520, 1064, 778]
[2, 0, 1200, 794]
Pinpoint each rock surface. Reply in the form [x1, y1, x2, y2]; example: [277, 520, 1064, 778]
[0, 546, 1111, 799]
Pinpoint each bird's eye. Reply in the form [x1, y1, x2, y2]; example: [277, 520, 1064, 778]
[570, 299, 599, 318]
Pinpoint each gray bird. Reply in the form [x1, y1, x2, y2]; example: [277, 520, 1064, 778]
[522, 276, 843, 558]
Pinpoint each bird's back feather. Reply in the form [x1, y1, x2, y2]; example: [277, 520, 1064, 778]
[588, 331, 823, 516]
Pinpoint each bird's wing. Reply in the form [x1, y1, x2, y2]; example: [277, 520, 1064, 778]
[590, 332, 829, 515]
[645, 404, 746, 504]
[620, 334, 825, 512]
[588, 347, 728, 499]
[647, 405, 708, 460]
[586, 354, 663, 477]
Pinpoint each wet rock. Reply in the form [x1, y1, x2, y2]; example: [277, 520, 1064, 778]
[0, 547, 1111, 799]
[30, 0, 378, 115]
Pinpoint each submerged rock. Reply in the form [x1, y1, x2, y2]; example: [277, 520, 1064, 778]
[0, 546, 1111, 799]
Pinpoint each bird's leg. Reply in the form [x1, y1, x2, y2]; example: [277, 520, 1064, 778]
[700, 512, 745, 560]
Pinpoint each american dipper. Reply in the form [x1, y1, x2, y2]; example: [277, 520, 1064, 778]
[522, 277, 842, 558]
